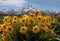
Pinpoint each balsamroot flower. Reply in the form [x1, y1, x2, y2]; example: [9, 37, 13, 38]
[32, 25, 40, 33]
[19, 26, 27, 34]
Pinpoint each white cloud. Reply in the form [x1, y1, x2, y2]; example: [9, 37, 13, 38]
[0, 0, 27, 7]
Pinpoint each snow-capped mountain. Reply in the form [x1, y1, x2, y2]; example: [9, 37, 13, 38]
[43, 10, 59, 15]
[0, 6, 60, 15]
[23, 6, 36, 12]
[17, 6, 59, 15]
[0, 8, 16, 14]
[17, 6, 36, 14]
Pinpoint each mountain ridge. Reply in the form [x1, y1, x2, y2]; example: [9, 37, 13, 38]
[0, 6, 60, 15]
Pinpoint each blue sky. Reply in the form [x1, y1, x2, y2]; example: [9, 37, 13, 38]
[0, 0, 60, 11]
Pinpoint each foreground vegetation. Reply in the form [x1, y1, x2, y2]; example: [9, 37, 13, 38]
[0, 10, 60, 41]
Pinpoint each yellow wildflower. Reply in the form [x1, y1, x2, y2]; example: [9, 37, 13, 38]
[4, 16, 11, 22]
[35, 10, 42, 16]
[12, 16, 18, 21]
[1, 33, 6, 41]
[37, 15, 43, 22]
[6, 25, 13, 34]
[19, 26, 27, 34]
[32, 25, 40, 33]
[43, 26, 50, 33]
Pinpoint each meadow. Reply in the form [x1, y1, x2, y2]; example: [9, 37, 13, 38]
[0, 10, 60, 41]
